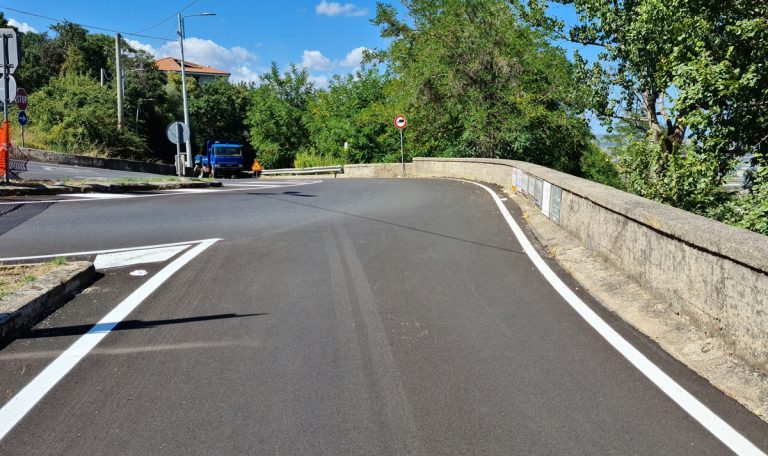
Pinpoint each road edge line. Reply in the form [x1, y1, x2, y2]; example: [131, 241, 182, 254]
[466, 180, 765, 456]
[0, 238, 220, 441]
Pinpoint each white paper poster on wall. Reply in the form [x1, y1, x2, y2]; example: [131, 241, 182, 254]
[542, 181, 552, 218]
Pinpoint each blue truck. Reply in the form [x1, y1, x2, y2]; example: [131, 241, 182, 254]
[193, 140, 244, 178]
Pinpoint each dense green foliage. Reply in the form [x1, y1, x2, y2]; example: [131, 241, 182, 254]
[188, 78, 252, 155]
[246, 64, 313, 168]
[370, 0, 593, 174]
[526, 0, 768, 234]
[28, 74, 146, 157]
[304, 69, 396, 163]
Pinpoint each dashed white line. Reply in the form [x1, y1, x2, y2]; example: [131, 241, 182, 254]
[0, 238, 220, 441]
[467, 180, 765, 456]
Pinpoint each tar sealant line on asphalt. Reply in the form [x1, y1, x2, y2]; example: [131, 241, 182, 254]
[0, 238, 220, 442]
[0, 239, 212, 262]
[464, 181, 766, 456]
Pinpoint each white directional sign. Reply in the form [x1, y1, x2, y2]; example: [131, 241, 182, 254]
[0, 75, 17, 103]
[166, 121, 190, 145]
[0, 28, 20, 73]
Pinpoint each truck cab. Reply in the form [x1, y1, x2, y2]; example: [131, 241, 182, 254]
[194, 140, 244, 178]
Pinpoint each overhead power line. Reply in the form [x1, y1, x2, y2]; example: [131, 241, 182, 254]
[132, 0, 198, 35]
[0, 4, 174, 41]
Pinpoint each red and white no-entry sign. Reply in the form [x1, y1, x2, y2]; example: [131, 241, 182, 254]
[394, 114, 407, 129]
[15, 88, 27, 110]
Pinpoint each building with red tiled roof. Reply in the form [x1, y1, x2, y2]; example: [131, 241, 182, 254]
[154, 57, 230, 84]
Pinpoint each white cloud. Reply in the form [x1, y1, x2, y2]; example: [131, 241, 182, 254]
[301, 50, 334, 71]
[126, 38, 262, 84]
[315, 1, 368, 17]
[308, 74, 330, 89]
[340, 46, 367, 68]
[8, 19, 37, 34]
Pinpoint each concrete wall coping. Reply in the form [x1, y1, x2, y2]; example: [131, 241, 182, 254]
[414, 157, 768, 274]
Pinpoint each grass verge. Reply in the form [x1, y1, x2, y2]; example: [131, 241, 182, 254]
[0, 258, 68, 299]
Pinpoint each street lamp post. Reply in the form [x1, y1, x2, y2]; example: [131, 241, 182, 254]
[177, 12, 215, 172]
[135, 98, 155, 132]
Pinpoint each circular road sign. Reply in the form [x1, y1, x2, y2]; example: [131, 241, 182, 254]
[18, 110, 27, 126]
[166, 121, 190, 145]
[0, 75, 17, 104]
[394, 114, 407, 129]
[15, 88, 27, 110]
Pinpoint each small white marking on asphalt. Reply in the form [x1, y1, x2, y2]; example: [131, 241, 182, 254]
[129, 270, 148, 276]
[93, 245, 189, 270]
[0, 239, 213, 262]
[0, 238, 220, 441]
[465, 180, 765, 456]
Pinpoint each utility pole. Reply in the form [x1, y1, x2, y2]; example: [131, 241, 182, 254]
[178, 14, 192, 166]
[2, 32, 9, 183]
[100, 68, 105, 87]
[115, 33, 124, 129]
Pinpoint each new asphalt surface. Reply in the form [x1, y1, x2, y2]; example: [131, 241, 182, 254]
[0, 177, 766, 455]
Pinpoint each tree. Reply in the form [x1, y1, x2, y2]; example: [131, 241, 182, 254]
[305, 68, 396, 164]
[247, 63, 314, 168]
[189, 77, 253, 157]
[28, 74, 146, 158]
[526, 0, 768, 228]
[371, 0, 593, 174]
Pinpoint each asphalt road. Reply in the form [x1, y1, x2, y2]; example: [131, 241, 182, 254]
[0, 177, 766, 455]
[18, 161, 168, 181]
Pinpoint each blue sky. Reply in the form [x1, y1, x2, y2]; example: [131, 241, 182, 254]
[0, 1, 402, 86]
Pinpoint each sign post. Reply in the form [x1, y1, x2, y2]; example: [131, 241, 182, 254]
[0, 28, 19, 184]
[166, 121, 190, 177]
[16, 88, 27, 147]
[394, 114, 407, 177]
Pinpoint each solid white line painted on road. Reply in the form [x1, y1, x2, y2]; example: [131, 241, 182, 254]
[0, 239, 213, 262]
[466, 180, 765, 456]
[93, 245, 189, 270]
[0, 238, 220, 441]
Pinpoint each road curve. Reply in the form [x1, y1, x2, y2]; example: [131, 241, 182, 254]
[0, 178, 766, 455]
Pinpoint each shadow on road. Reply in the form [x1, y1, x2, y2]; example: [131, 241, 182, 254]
[16, 313, 268, 340]
[249, 192, 527, 257]
[0, 202, 54, 237]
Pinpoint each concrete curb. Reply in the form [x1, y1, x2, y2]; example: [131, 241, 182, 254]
[0, 262, 99, 343]
[0, 180, 223, 196]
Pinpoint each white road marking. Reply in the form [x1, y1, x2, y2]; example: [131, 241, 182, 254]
[93, 245, 189, 270]
[467, 180, 765, 456]
[0, 180, 322, 205]
[0, 238, 220, 441]
[64, 193, 139, 199]
[0, 239, 211, 262]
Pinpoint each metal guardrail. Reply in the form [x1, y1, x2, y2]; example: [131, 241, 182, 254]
[260, 165, 344, 177]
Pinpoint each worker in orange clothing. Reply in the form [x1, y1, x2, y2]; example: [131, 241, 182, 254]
[251, 159, 263, 177]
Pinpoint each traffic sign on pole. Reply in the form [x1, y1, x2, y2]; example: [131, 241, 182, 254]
[0, 28, 19, 74]
[17, 110, 27, 126]
[166, 121, 189, 145]
[0, 75, 16, 105]
[15, 88, 27, 110]
[394, 114, 407, 129]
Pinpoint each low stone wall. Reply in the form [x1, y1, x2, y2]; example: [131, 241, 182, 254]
[343, 163, 411, 178]
[349, 159, 768, 369]
[21, 148, 176, 175]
